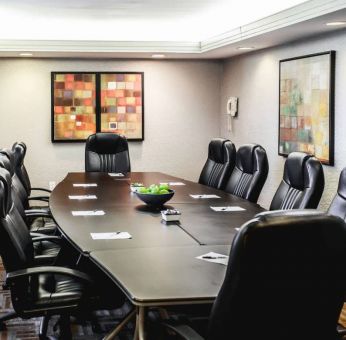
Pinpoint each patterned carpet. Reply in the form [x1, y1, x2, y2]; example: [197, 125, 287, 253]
[0, 260, 135, 339]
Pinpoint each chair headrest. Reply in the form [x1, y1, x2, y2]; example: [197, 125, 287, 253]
[0, 150, 14, 176]
[11, 142, 25, 167]
[337, 168, 346, 199]
[86, 133, 129, 154]
[0, 168, 12, 218]
[208, 138, 231, 163]
[283, 152, 313, 190]
[235, 144, 262, 174]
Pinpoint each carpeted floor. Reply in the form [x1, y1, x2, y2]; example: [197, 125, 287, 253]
[0, 260, 135, 339]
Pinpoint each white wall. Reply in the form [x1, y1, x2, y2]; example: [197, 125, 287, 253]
[220, 29, 346, 210]
[0, 59, 221, 187]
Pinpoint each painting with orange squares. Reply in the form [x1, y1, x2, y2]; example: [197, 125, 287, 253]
[52, 72, 144, 142]
[100, 73, 143, 139]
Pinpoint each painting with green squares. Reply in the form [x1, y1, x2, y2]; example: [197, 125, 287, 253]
[278, 51, 335, 165]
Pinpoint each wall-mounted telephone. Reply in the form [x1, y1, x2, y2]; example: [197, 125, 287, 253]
[226, 97, 238, 131]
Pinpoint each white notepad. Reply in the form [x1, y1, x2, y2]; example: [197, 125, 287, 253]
[68, 195, 97, 200]
[160, 182, 185, 186]
[72, 210, 105, 216]
[196, 252, 229, 266]
[210, 206, 245, 212]
[73, 183, 97, 187]
[90, 232, 132, 240]
[108, 173, 124, 177]
[190, 194, 220, 199]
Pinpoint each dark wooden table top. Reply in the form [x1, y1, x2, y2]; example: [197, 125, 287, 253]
[50, 172, 264, 252]
[90, 245, 231, 306]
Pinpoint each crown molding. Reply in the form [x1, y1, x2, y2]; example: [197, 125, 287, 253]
[0, 0, 344, 57]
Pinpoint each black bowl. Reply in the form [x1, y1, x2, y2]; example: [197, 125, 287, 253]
[135, 189, 175, 206]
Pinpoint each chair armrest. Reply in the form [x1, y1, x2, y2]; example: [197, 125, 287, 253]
[25, 209, 52, 218]
[31, 187, 52, 194]
[31, 235, 61, 245]
[28, 196, 50, 202]
[30, 232, 47, 238]
[6, 266, 93, 285]
[162, 321, 204, 340]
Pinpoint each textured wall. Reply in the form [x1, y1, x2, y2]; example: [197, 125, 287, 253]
[0, 58, 221, 187]
[220, 29, 346, 210]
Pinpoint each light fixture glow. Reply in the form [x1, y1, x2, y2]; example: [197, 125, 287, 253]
[326, 21, 346, 26]
[237, 47, 255, 50]
[19, 52, 33, 56]
[152, 54, 165, 58]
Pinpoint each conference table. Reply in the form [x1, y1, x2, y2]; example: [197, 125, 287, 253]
[50, 172, 264, 340]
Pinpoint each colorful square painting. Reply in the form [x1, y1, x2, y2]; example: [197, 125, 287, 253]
[51, 72, 144, 142]
[100, 73, 143, 139]
[278, 51, 335, 165]
[52, 73, 96, 141]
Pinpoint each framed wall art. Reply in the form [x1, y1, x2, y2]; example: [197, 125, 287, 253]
[51, 72, 144, 142]
[278, 51, 335, 165]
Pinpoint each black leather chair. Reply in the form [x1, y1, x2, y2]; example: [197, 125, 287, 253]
[0, 151, 57, 234]
[270, 152, 324, 210]
[12, 141, 51, 200]
[198, 138, 236, 190]
[224, 144, 268, 203]
[0, 168, 92, 338]
[162, 210, 346, 340]
[85, 133, 131, 173]
[328, 168, 346, 221]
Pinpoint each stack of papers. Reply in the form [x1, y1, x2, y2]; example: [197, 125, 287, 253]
[90, 232, 132, 240]
[160, 182, 185, 186]
[68, 195, 97, 200]
[72, 210, 105, 216]
[108, 173, 124, 177]
[73, 183, 97, 187]
[196, 252, 229, 266]
[210, 206, 245, 212]
[190, 194, 220, 199]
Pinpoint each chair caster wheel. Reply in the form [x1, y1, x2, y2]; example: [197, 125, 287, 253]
[0, 323, 7, 331]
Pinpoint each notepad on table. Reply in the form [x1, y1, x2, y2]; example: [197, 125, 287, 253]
[196, 252, 229, 266]
[210, 206, 245, 212]
[160, 182, 185, 186]
[108, 173, 124, 177]
[190, 194, 220, 199]
[68, 195, 97, 200]
[72, 210, 105, 216]
[73, 183, 97, 187]
[90, 232, 132, 240]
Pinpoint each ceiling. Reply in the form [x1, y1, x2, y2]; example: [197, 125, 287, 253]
[0, 0, 345, 59]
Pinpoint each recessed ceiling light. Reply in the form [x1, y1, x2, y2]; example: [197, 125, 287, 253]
[152, 54, 165, 58]
[19, 52, 33, 56]
[326, 21, 346, 26]
[237, 47, 255, 50]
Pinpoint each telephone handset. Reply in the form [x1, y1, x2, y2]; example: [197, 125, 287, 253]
[226, 97, 238, 131]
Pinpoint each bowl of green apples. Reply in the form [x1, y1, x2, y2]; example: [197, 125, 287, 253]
[135, 183, 174, 206]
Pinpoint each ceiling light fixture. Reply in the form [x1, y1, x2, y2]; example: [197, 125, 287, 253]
[19, 52, 33, 56]
[237, 47, 255, 50]
[326, 21, 346, 26]
[152, 54, 166, 58]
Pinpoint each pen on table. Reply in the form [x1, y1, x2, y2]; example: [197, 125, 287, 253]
[202, 255, 226, 259]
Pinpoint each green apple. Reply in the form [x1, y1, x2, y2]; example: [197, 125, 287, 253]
[159, 184, 169, 191]
[159, 189, 169, 194]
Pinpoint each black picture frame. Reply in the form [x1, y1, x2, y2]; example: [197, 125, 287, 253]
[51, 71, 144, 143]
[278, 51, 335, 165]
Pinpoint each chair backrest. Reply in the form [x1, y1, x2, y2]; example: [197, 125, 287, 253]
[224, 144, 269, 203]
[0, 150, 29, 210]
[12, 142, 31, 196]
[208, 210, 346, 340]
[328, 168, 346, 221]
[198, 138, 236, 190]
[270, 152, 324, 210]
[85, 133, 131, 173]
[0, 168, 35, 273]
